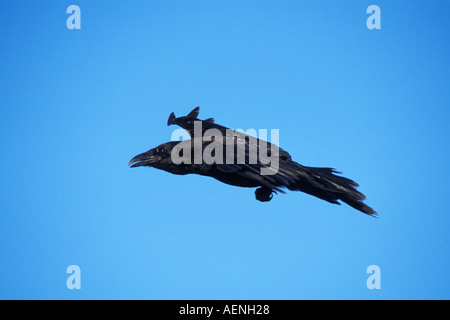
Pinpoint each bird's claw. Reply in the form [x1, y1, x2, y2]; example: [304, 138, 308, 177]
[255, 187, 275, 202]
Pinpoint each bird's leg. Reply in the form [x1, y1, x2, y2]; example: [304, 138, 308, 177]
[255, 187, 275, 202]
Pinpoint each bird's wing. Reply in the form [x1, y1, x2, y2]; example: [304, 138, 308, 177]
[202, 137, 318, 191]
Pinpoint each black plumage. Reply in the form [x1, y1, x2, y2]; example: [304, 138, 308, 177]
[129, 107, 376, 216]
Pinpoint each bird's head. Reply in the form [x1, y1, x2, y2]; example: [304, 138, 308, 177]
[129, 141, 180, 169]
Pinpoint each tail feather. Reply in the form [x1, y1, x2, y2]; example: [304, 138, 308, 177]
[339, 196, 377, 216]
[294, 166, 376, 216]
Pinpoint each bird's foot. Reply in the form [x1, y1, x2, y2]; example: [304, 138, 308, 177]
[255, 187, 276, 202]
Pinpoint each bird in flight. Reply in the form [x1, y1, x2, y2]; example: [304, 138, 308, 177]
[129, 107, 376, 216]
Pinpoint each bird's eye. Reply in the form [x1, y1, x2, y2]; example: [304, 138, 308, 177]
[160, 148, 166, 154]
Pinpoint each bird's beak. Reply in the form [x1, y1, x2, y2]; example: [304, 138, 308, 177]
[128, 152, 158, 168]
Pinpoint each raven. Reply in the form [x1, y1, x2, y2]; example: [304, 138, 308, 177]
[129, 107, 376, 216]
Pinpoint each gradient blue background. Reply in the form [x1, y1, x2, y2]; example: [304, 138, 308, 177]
[1, 0, 449, 299]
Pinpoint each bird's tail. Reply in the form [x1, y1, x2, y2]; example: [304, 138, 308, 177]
[292, 166, 376, 216]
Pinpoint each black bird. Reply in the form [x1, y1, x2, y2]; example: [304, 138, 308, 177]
[129, 107, 376, 216]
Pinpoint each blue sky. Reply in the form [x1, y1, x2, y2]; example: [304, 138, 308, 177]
[0, 0, 449, 299]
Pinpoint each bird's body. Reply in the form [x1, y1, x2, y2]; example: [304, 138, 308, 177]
[129, 107, 376, 216]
